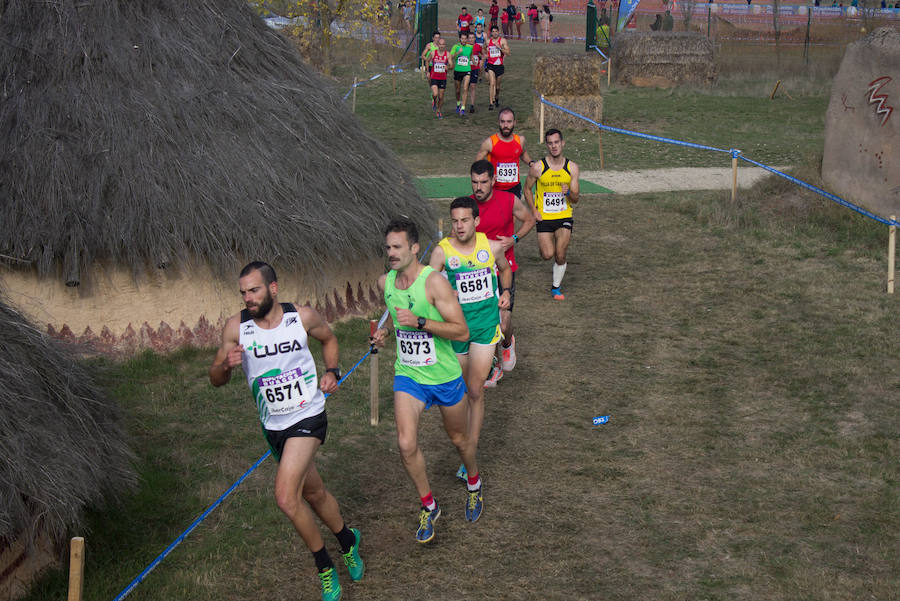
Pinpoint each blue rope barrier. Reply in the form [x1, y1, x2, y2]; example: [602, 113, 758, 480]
[587, 44, 608, 61]
[737, 156, 900, 227]
[342, 62, 416, 101]
[537, 94, 898, 228]
[110, 347, 373, 601]
[538, 95, 733, 155]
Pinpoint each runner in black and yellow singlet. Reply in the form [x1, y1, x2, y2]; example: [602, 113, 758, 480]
[524, 128, 581, 300]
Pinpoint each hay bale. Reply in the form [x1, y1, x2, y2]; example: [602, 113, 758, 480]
[822, 27, 900, 219]
[611, 32, 717, 87]
[534, 54, 606, 96]
[533, 95, 604, 132]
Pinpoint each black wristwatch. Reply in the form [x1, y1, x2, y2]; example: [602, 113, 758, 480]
[416, 316, 427, 330]
[325, 367, 342, 380]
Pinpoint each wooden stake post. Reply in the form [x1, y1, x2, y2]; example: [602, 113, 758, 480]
[539, 96, 545, 143]
[351, 77, 358, 113]
[67, 537, 85, 601]
[598, 131, 604, 169]
[731, 155, 738, 202]
[889, 214, 896, 294]
[369, 320, 379, 425]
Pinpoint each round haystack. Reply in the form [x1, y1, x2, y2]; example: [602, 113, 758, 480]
[0, 296, 135, 599]
[0, 0, 434, 352]
[822, 27, 899, 219]
[610, 31, 718, 87]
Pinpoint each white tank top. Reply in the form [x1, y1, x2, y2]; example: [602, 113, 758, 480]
[239, 303, 325, 431]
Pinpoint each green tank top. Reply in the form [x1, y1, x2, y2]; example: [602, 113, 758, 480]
[385, 266, 462, 385]
[438, 233, 500, 334]
[451, 44, 473, 72]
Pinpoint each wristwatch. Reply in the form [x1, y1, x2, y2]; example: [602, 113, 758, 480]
[416, 316, 427, 330]
[513, 234, 519, 244]
[325, 367, 342, 380]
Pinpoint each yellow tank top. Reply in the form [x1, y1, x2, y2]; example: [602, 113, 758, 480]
[534, 158, 573, 220]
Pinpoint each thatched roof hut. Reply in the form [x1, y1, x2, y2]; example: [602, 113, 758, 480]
[0, 296, 134, 598]
[0, 0, 433, 352]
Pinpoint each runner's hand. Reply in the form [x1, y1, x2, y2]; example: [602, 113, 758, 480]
[320, 372, 339, 394]
[370, 327, 388, 348]
[498, 291, 510, 309]
[533, 209, 542, 222]
[225, 344, 244, 368]
[394, 308, 419, 329]
[497, 235, 515, 251]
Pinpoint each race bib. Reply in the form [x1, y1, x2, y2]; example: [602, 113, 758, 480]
[397, 329, 438, 367]
[456, 55, 469, 67]
[433, 62, 446, 73]
[255, 367, 313, 416]
[542, 191, 566, 213]
[489, 45, 501, 58]
[495, 161, 518, 183]
[456, 268, 494, 304]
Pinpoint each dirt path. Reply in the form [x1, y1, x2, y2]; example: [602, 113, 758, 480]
[579, 166, 787, 194]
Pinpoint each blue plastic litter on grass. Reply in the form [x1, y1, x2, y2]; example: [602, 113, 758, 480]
[593, 415, 610, 425]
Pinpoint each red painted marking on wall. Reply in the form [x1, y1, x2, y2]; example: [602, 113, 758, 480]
[866, 76, 894, 127]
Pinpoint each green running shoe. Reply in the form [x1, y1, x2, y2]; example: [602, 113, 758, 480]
[456, 463, 467, 482]
[416, 503, 441, 543]
[318, 566, 342, 601]
[341, 528, 365, 581]
[465, 485, 484, 523]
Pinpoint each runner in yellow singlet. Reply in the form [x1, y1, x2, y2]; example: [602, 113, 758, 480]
[523, 128, 581, 300]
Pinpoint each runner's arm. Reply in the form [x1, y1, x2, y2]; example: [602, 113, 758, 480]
[518, 135, 536, 166]
[523, 161, 542, 220]
[512, 193, 537, 240]
[299, 305, 340, 394]
[491, 242, 513, 309]
[428, 245, 446, 272]
[565, 161, 581, 204]
[209, 315, 242, 387]
[474, 136, 493, 161]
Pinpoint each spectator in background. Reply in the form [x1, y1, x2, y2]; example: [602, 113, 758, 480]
[541, 5, 552, 42]
[402, 0, 414, 31]
[599, 7, 610, 26]
[650, 13, 662, 29]
[515, 6, 525, 38]
[661, 9, 674, 30]
[475, 8, 486, 28]
[501, 1, 511, 35]
[490, 0, 500, 28]
[505, 0, 518, 36]
[528, 4, 539, 41]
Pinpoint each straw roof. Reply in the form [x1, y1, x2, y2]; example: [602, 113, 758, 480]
[0, 0, 433, 286]
[0, 296, 135, 544]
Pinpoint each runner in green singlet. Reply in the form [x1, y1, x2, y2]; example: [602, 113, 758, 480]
[371, 218, 479, 544]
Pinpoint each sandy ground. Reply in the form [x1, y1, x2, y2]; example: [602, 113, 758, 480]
[580, 166, 788, 194]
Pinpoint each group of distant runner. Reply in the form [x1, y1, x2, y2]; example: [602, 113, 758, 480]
[209, 95, 581, 601]
[420, 20, 510, 117]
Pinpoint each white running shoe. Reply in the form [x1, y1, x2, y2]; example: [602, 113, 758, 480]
[500, 335, 516, 371]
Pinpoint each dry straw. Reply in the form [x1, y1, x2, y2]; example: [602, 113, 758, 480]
[0, 0, 434, 286]
[0, 296, 135, 545]
[611, 31, 718, 86]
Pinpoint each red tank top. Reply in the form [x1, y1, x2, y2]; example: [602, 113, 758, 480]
[486, 38, 505, 65]
[471, 189, 518, 272]
[487, 134, 523, 190]
[430, 51, 449, 80]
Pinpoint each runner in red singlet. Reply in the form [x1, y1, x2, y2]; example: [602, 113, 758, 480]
[468, 159, 535, 386]
[483, 25, 510, 109]
[475, 107, 536, 200]
[428, 39, 450, 119]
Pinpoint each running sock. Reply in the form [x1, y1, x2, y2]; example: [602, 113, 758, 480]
[335, 525, 357, 554]
[466, 473, 482, 492]
[421, 492, 436, 511]
[312, 546, 335, 572]
[552, 262, 567, 288]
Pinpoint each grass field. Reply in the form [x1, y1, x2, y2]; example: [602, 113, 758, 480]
[22, 8, 900, 601]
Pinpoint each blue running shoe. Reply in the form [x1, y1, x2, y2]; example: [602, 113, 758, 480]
[318, 566, 342, 601]
[465, 485, 484, 523]
[551, 286, 565, 300]
[341, 528, 364, 581]
[456, 464, 467, 482]
[416, 503, 441, 543]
